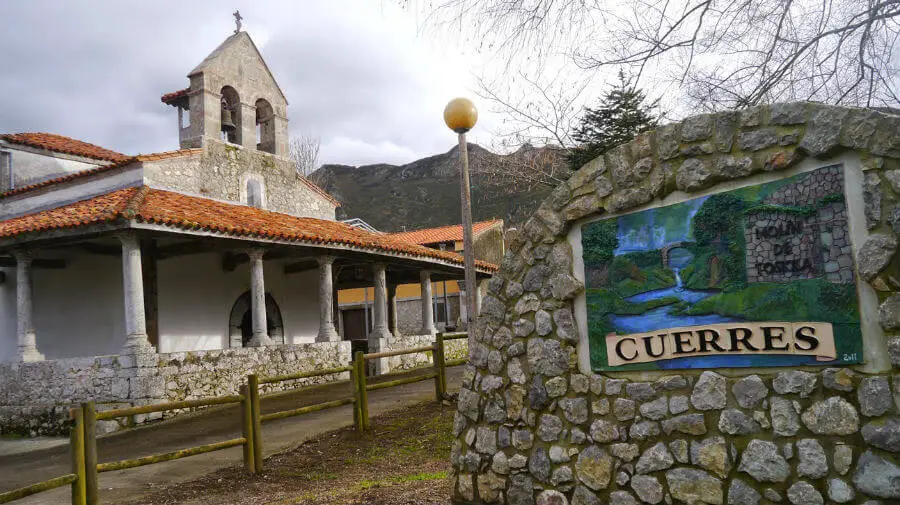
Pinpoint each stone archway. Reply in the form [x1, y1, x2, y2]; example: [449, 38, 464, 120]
[660, 241, 694, 267]
[228, 291, 285, 347]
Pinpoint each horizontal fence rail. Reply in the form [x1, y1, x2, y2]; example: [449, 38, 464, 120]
[0, 474, 78, 504]
[95, 438, 246, 473]
[0, 407, 86, 505]
[82, 392, 252, 505]
[95, 395, 243, 420]
[0, 332, 468, 505]
[258, 365, 352, 385]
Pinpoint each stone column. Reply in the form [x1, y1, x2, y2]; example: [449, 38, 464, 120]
[14, 251, 44, 362]
[247, 249, 274, 347]
[119, 233, 154, 354]
[369, 263, 392, 343]
[316, 255, 339, 342]
[388, 283, 400, 338]
[475, 280, 483, 315]
[458, 280, 468, 330]
[420, 270, 436, 335]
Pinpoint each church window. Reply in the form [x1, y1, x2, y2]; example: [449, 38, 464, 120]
[255, 98, 275, 154]
[246, 177, 264, 208]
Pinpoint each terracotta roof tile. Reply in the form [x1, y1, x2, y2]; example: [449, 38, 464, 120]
[0, 187, 139, 237]
[161, 88, 190, 105]
[0, 133, 128, 162]
[389, 219, 504, 245]
[0, 187, 497, 271]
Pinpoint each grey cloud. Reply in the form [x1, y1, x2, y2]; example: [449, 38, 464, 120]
[0, 1, 468, 165]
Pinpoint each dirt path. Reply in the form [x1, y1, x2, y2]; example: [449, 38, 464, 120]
[0, 366, 462, 505]
[135, 401, 456, 505]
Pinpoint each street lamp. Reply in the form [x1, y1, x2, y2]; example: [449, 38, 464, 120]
[444, 98, 478, 340]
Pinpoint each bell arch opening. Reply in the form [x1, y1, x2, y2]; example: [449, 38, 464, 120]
[255, 98, 275, 154]
[220, 86, 242, 145]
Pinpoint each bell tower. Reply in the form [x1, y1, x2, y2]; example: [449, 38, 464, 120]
[161, 17, 289, 157]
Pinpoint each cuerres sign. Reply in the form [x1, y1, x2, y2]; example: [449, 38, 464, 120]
[605, 322, 837, 367]
[582, 164, 863, 371]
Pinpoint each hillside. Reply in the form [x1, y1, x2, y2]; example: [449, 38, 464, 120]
[311, 144, 568, 233]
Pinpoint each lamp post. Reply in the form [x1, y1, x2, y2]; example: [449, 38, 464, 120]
[444, 98, 478, 345]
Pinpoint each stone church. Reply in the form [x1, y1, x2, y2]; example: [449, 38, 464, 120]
[0, 28, 491, 434]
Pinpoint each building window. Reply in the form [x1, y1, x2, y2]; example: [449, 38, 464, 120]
[0, 151, 12, 190]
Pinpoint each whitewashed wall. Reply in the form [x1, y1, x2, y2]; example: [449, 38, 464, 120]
[157, 253, 320, 353]
[3, 146, 101, 188]
[32, 254, 126, 360]
[0, 251, 321, 361]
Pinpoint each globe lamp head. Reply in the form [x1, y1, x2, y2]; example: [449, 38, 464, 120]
[444, 98, 478, 134]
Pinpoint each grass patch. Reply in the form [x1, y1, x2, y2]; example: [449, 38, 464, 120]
[683, 278, 858, 322]
[354, 471, 448, 491]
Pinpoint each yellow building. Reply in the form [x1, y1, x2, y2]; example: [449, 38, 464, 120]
[338, 219, 504, 338]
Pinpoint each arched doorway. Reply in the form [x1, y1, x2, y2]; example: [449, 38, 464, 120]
[228, 291, 284, 347]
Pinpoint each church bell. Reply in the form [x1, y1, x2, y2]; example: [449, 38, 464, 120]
[220, 101, 236, 132]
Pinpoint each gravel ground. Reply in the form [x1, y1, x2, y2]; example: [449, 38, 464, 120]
[128, 400, 456, 505]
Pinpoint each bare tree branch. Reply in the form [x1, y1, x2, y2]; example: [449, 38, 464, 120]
[412, 0, 900, 110]
[289, 134, 321, 178]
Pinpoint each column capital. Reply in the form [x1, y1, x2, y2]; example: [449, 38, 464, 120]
[420, 269, 432, 281]
[115, 231, 139, 246]
[372, 262, 387, 272]
[317, 254, 336, 266]
[246, 248, 265, 261]
[12, 249, 33, 263]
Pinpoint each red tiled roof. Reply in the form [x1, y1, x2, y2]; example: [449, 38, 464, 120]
[0, 133, 128, 162]
[0, 149, 202, 199]
[0, 186, 498, 271]
[389, 219, 504, 246]
[161, 88, 190, 105]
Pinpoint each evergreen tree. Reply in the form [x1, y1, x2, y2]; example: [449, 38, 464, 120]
[568, 71, 659, 169]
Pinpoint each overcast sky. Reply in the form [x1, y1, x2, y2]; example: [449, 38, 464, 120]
[0, 1, 497, 166]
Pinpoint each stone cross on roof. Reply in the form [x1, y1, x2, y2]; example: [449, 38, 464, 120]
[233, 10, 243, 34]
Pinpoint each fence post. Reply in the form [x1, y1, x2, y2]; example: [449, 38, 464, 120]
[82, 401, 98, 505]
[349, 356, 361, 431]
[433, 333, 446, 402]
[70, 407, 86, 505]
[240, 384, 256, 474]
[354, 351, 369, 430]
[248, 374, 263, 471]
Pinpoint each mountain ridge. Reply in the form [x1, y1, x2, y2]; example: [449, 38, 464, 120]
[311, 144, 567, 233]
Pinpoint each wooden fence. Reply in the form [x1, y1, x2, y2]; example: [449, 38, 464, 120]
[0, 332, 468, 505]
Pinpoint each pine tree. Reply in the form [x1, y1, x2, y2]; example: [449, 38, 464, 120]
[568, 71, 659, 170]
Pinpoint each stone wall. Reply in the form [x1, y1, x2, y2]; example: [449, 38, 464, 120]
[142, 139, 336, 220]
[0, 341, 350, 436]
[451, 103, 900, 504]
[743, 165, 853, 284]
[744, 202, 853, 284]
[396, 294, 462, 335]
[383, 333, 470, 372]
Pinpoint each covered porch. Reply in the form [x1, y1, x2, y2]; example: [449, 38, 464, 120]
[0, 186, 493, 435]
[0, 186, 493, 363]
